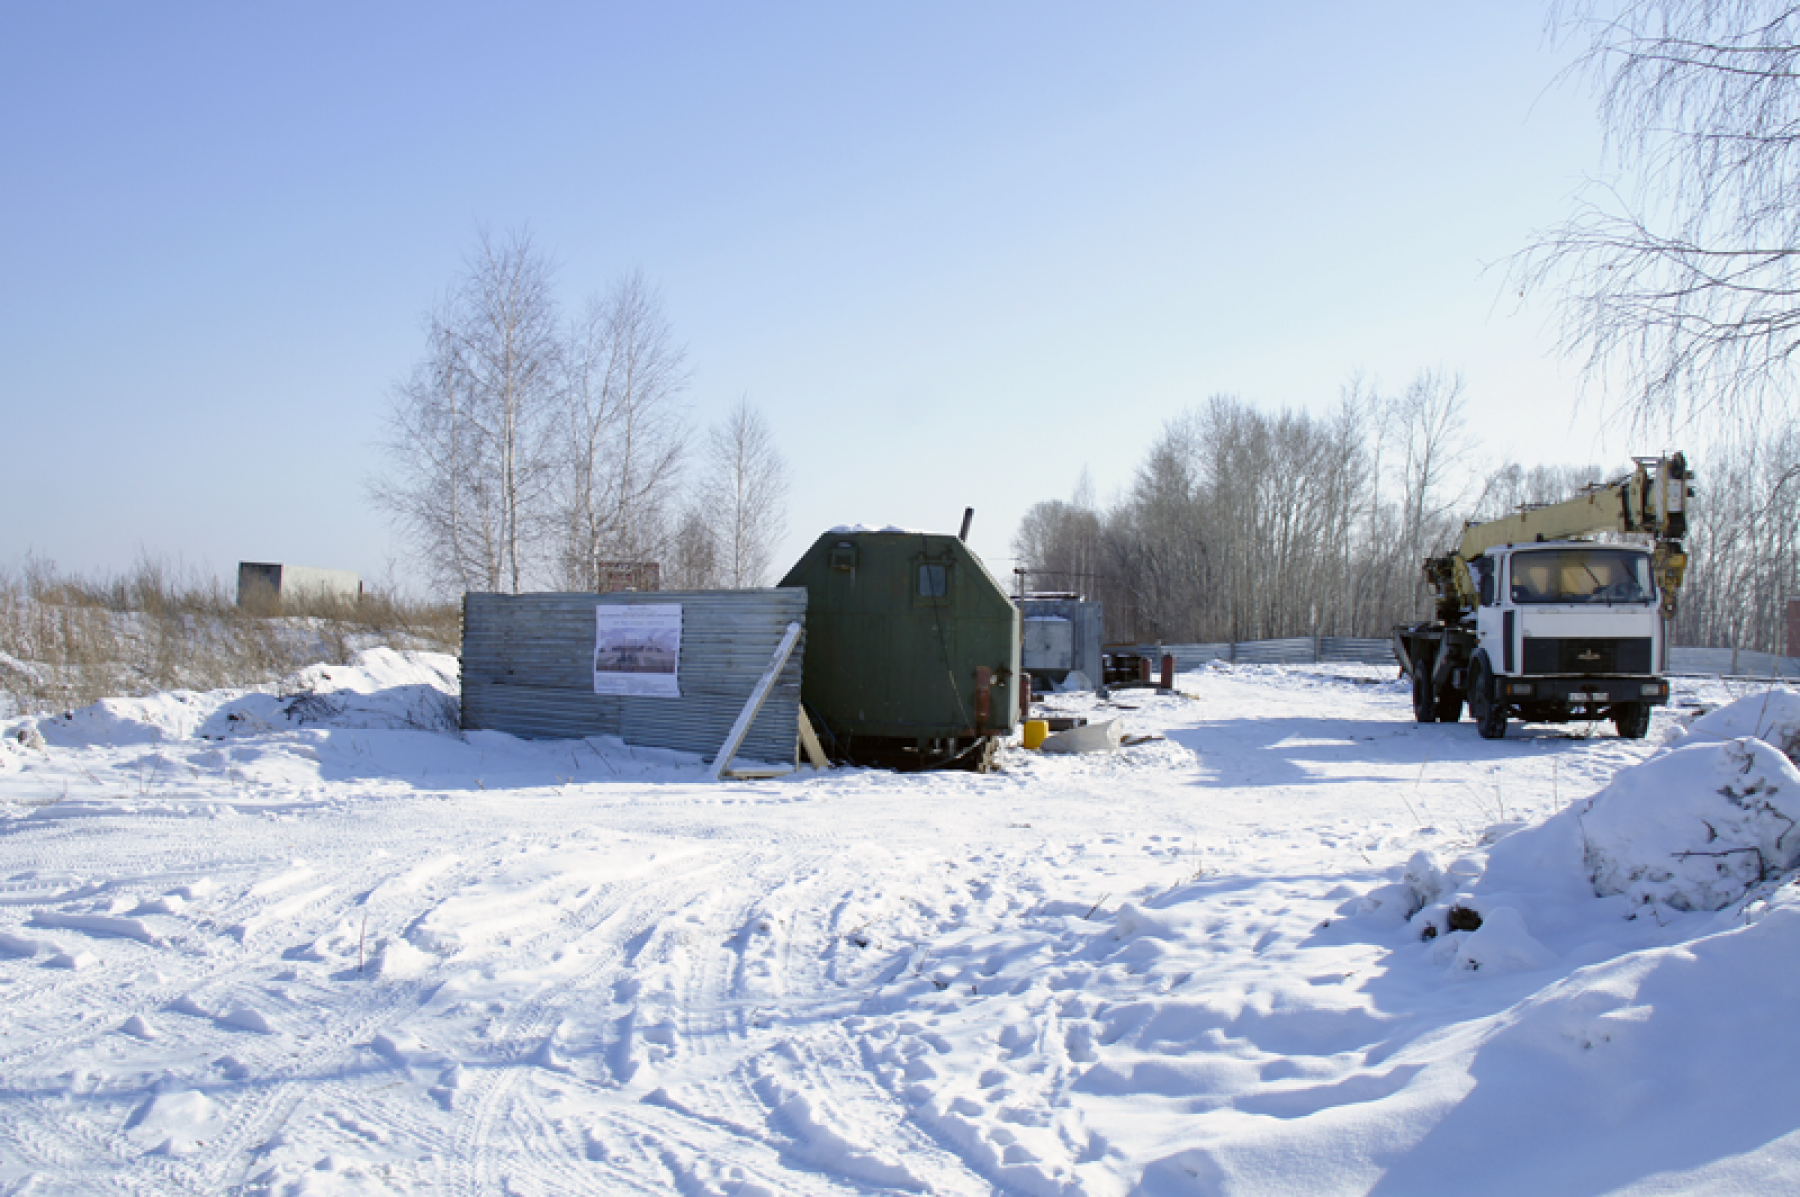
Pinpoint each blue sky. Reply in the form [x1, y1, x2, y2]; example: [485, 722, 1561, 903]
[1, 3, 1624, 594]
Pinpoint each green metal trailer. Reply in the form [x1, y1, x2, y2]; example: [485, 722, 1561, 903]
[779, 528, 1021, 771]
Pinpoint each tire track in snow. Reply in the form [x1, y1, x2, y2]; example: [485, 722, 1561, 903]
[440, 847, 761, 1197]
[0, 805, 500, 1184]
[197, 814, 640, 1186]
[216, 828, 623, 1187]
[637, 844, 995, 1194]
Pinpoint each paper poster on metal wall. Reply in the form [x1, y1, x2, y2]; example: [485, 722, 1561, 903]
[593, 603, 682, 697]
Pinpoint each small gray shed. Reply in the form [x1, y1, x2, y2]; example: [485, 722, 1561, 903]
[460, 588, 808, 767]
[237, 562, 363, 609]
[1019, 595, 1104, 689]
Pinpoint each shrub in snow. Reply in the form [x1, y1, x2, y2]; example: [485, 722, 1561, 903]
[1356, 850, 1446, 924]
[1582, 736, 1800, 912]
[1448, 905, 1553, 975]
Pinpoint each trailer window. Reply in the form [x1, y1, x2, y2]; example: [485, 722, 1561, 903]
[1508, 549, 1653, 605]
[918, 563, 948, 598]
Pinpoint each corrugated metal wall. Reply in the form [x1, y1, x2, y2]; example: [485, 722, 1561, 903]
[1125, 637, 1397, 670]
[1130, 638, 1800, 678]
[1667, 646, 1800, 678]
[461, 588, 808, 765]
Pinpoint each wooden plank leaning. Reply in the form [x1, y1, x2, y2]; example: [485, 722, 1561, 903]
[710, 621, 804, 782]
[796, 706, 831, 770]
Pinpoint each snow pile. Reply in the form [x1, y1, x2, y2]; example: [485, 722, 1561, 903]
[201, 647, 459, 737]
[1668, 687, 1800, 759]
[1456, 690, 1800, 917]
[1582, 736, 1800, 911]
[17, 648, 460, 747]
[1324, 888, 1800, 1196]
[1355, 848, 1450, 925]
[29, 690, 213, 747]
[122, 1088, 225, 1157]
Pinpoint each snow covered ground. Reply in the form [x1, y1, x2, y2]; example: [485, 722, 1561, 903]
[2, 650, 1798, 1195]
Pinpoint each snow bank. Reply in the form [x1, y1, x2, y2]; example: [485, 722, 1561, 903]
[32, 691, 212, 747]
[203, 648, 458, 737]
[20, 648, 460, 748]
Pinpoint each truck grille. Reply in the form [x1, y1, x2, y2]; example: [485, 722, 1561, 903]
[1521, 637, 1653, 675]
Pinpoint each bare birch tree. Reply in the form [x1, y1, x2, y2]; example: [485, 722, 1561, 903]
[556, 271, 690, 588]
[665, 504, 723, 590]
[373, 228, 561, 594]
[1525, 0, 1800, 427]
[697, 397, 790, 588]
[1469, 461, 1604, 523]
[1390, 369, 1474, 611]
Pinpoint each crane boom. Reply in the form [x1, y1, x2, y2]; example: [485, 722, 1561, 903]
[1427, 453, 1693, 621]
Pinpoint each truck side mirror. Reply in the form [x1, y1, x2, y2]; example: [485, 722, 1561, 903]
[1472, 559, 1495, 607]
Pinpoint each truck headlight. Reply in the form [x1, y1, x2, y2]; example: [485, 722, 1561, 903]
[1642, 683, 1665, 697]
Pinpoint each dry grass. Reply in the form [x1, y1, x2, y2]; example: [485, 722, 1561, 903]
[0, 556, 461, 718]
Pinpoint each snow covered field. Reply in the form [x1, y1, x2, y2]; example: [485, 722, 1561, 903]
[3, 651, 1799, 1195]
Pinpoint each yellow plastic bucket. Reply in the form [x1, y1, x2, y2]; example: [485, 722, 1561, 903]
[1022, 719, 1049, 749]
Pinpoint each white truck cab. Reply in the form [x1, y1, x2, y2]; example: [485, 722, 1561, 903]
[1461, 542, 1669, 737]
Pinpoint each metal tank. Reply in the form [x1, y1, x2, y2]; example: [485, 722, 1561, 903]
[778, 521, 1021, 771]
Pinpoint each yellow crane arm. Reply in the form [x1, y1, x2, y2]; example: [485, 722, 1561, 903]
[1428, 453, 1693, 621]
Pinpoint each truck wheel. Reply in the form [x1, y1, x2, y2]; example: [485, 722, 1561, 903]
[1469, 658, 1507, 740]
[1612, 703, 1651, 740]
[1434, 677, 1464, 723]
[1411, 657, 1439, 724]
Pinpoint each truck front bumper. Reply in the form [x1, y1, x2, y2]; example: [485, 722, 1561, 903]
[1496, 676, 1670, 706]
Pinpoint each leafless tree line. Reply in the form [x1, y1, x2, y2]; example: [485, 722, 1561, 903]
[1013, 372, 1478, 642]
[372, 229, 788, 596]
[1672, 425, 1800, 654]
[1014, 378, 1799, 652]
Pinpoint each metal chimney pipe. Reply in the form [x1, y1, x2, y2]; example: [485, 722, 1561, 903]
[958, 507, 974, 542]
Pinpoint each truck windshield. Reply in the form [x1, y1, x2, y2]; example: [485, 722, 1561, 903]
[1508, 548, 1654, 605]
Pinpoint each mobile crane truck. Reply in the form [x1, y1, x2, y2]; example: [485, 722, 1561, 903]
[1393, 453, 1694, 740]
